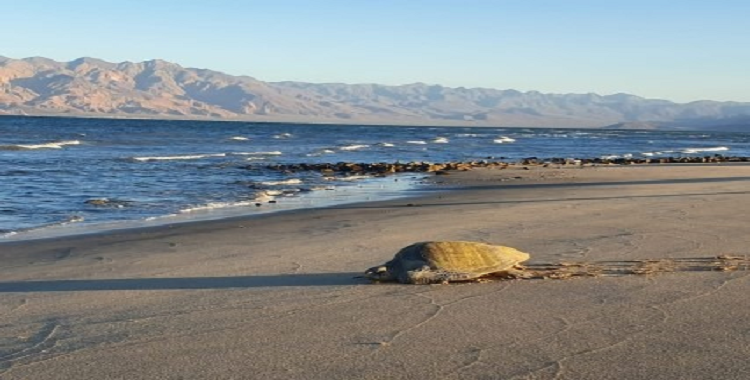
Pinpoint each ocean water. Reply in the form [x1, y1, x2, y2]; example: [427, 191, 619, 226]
[2, 116, 749, 240]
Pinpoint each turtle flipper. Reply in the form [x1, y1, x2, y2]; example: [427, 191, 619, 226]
[498, 266, 535, 279]
[405, 269, 483, 284]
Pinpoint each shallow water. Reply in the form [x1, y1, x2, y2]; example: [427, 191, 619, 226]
[2, 116, 749, 239]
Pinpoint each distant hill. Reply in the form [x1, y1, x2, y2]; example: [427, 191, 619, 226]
[1, 55, 749, 129]
[603, 115, 750, 132]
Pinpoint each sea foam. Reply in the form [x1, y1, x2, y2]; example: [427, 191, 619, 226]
[231, 151, 283, 156]
[0, 140, 82, 150]
[179, 200, 259, 213]
[493, 136, 516, 143]
[600, 153, 634, 160]
[259, 179, 303, 186]
[642, 146, 729, 156]
[339, 144, 369, 151]
[306, 149, 336, 157]
[328, 175, 372, 181]
[681, 146, 729, 154]
[132, 153, 227, 161]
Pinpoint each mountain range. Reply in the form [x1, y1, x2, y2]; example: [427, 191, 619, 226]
[1, 56, 749, 130]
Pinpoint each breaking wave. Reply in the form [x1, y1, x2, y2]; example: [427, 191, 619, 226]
[132, 153, 227, 161]
[600, 153, 634, 160]
[0, 215, 85, 240]
[0, 140, 82, 150]
[642, 146, 729, 156]
[330, 175, 372, 181]
[339, 144, 370, 151]
[178, 200, 260, 213]
[259, 179, 303, 186]
[680, 146, 729, 154]
[230, 151, 283, 156]
[493, 136, 516, 143]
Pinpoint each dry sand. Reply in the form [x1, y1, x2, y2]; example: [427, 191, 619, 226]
[1, 164, 750, 379]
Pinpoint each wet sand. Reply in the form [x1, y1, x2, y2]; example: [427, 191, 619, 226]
[1, 164, 750, 379]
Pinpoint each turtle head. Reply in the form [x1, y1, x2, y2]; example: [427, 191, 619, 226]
[365, 265, 396, 282]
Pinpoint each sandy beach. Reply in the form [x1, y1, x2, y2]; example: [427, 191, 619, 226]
[2, 163, 750, 379]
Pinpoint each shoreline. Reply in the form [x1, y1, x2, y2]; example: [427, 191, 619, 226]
[2, 161, 748, 250]
[0, 172, 431, 244]
[4, 159, 748, 245]
[2, 163, 750, 379]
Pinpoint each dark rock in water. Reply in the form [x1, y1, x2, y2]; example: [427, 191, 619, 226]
[251, 154, 750, 179]
[84, 198, 131, 208]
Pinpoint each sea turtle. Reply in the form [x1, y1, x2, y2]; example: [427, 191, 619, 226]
[365, 241, 531, 284]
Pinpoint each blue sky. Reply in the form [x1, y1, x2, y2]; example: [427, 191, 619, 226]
[4, 0, 749, 102]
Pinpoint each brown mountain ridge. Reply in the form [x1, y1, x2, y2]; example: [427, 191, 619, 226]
[1, 56, 749, 129]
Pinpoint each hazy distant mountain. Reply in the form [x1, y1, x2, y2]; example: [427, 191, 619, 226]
[603, 115, 750, 132]
[1, 56, 749, 129]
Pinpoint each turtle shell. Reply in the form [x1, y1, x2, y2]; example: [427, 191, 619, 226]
[398, 241, 530, 274]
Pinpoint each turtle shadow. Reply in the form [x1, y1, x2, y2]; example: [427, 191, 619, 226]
[4, 257, 746, 292]
[0, 272, 365, 293]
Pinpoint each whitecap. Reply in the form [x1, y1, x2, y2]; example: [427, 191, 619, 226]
[179, 200, 259, 213]
[432, 137, 449, 144]
[493, 136, 516, 143]
[132, 153, 227, 161]
[332, 175, 372, 181]
[231, 151, 283, 156]
[339, 144, 369, 151]
[680, 146, 729, 154]
[600, 153, 633, 160]
[0, 140, 82, 150]
[273, 133, 293, 139]
[377, 142, 395, 147]
[406, 140, 427, 145]
[0, 231, 19, 239]
[229, 136, 250, 141]
[306, 149, 336, 157]
[253, 194, 275, 203]
[259, 179, 303, 186]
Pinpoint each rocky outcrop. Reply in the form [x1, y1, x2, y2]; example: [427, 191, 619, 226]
[256, 155, 750, 177]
